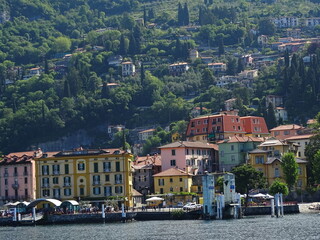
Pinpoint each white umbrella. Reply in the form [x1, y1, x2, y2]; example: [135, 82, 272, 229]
[249, 193, 266, 198]
[264, 194, 274, 199]
[146, 197, 164, 202]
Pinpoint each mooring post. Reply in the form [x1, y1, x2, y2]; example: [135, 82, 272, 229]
[271, 198, 275, 217]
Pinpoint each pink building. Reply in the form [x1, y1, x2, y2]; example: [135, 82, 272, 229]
[158, 141, 218, 175]
[0, 150, 41, 203]
[270, 124, 305, 140]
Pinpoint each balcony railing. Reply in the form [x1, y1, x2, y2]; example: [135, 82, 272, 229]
[23, 171, 28, 176]
[115, 180, 122, 184]
[64, 183, 71, 187]
[53, 171, 60, 175]
[4, 173, 8, 177]
[104, 168, 111, 172]
[42, 183, 50, 188]
[12, 183, 19, 189]
[13, 172, 18, 177]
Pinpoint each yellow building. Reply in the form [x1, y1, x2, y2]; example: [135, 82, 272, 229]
[248, 139, 308, 190]
[35, 148, 134, 207]
[153, 168, 193, 194]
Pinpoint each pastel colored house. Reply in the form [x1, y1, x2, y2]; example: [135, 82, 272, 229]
[186, 111, 268, 142]
[133, 154, 161, 194]
[208, 62, 227, 75]
[285, 134, 314, 159]
[248, 146, 307, 190]
[35, 148, 134, 207]
[0, 150, 42, 203]
[138, 129, 155, 142]
[217, 136, 263, 172]
[159, 141, 219, 175]
[169, 62, 189, 76]
[153, 168, 193, 194]
[270, 124, 305, 140]
[121, 61, 136, 77]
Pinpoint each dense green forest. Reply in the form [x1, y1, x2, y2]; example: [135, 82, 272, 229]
[0, 0, 320, 153]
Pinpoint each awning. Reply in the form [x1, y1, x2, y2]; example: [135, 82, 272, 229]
[28, 198, 62, 208]
[146, 197, 164, 202]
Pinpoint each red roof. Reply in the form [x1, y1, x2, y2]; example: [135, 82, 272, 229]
[134, 155, 161, 166]
[241, 116, 269, 134]
[270, 124, 304, 131]
[217, 136, 263, 144]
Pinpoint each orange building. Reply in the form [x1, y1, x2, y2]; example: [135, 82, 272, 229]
[270, 124, 305, 140]
[186, 111, 269, 142]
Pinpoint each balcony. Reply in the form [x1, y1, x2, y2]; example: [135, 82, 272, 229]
[192, 165, 199, 169]
[115, 180, 122, 184]
[53, 171, 60, 175]
[104, 168, 111, 173]
[13, 172, 18, 177]
[64, 183, 71, 187]
[42, 183, 50, 188]
[23, 171, 28, 176]
[93, 181, 100, 186]
[4, 173, 8, 177]
[12, 183, 19, 189]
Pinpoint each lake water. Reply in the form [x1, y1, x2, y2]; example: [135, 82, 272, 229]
[1, 213, 319, 240]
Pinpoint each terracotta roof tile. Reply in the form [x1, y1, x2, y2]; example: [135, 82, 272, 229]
[159, 141, 217, 149]
[270, 124, 304, 131]
[153, 167, 193, 177]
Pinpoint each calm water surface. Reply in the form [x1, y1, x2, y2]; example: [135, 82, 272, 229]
[1, 213, 319, 240]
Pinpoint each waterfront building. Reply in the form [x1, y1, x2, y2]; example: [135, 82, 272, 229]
[153, 168, 193, 194]
[158, 141, 218, 175]
[0, 150, 42, 203]
[217, 136, 263, 172]
[35, 148, 134, 207]
[133, 154, 161, 194]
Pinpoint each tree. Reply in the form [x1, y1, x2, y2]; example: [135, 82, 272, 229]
[218, 37, 225, 57]
[269, 179, 289, 196]
[258, 19, 276, 35]
[266, 102, 277, 129]
[201, 68, 215, 89]
[281, 152, 299, 191]
[311, 150, 320, 185]
[178, 3, 184, 26]
[183, 3, 190, 26]
[231, 164, 266, 205]
[52, 36, 71, 53]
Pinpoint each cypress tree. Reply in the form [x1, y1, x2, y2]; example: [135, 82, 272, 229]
[218, 37, 225, 56]
[183, 3, 190, 25]
[140, 62, 145, 84]
[266, 102, 277, 129]
[128, 33, 136, 55]
[63, 79, 71, 98]
[237, 57, 244, 73]
[101, 82, 109, 99]
[178, 3, 183, 26]
[119, 34, 128, 55]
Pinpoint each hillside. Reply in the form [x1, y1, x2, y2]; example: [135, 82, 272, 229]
[0, 0, 319, 153]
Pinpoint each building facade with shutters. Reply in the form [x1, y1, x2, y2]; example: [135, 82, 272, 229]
[35, 148, 134, 207]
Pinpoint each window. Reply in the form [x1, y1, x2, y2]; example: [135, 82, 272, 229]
[105, 175, 110, 182]
[191, 122, 195, 127]
[170, 178, 173, 183]
[115, 186, 123, 194]
[93, 175, 100, 185]
[53, 188, 60, 198]
[52, 165, 60, 175]
[274, 168, 280, 177]
[158, 179, 165, 186]
[160, 188, 164, 194]
[220, 151, 224, 157]
[170, 159, 176, 166]
[231, 155, 235, 162]
[80, 187, 84, 195]
[104, 162, 111, 172]
[231, 145, 234, 151]
[25, 189, 28, 197]
[180, 187, 183, 192]
[217, 118, 221, 122]
[78, 162, 85, 171]
[180, 178, 183, 182]
[24, 166, 28, 176]
[104, 186, 112, 197]
[170, 187, 173, 192]
[298, 167, 302, 175]
[93, 187, 101, 195]
[14, 167, 18, 176]
[4, 179, 8, 185]
[94, 162, 99, 173]
[116, 162, 120, 172]
[42, 189, 50, 197]
[274, 131, 279, 136]
[172, 150, 176, 156]
[63, 164, 69, 174]
[64, 176, 71, 187]
[212, 119, 217, 124]
[64, 188, 71, 196]
[297, 179, 302, 188]
[115, 174, 123, 184]
[42, 165, 49, 175]
[24, 177, 28, 184]
[53, 177, 59, 184]
[255, 156, 264, 164]
[197, 120, 201, 125]
[284, 130, 290, 135]
[42, 177, 49, 187]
